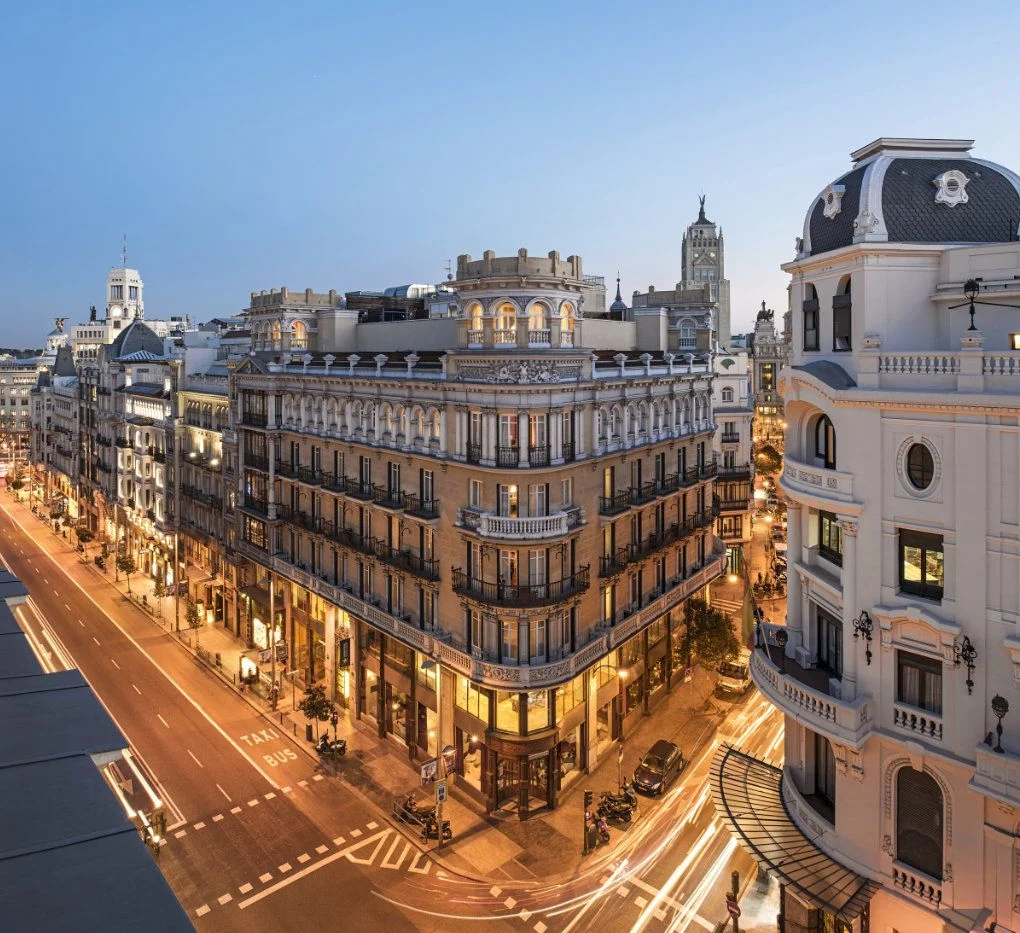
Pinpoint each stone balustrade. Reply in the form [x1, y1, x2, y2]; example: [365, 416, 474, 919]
[473, 510, 574, 540]
[781, 455, 855, 505]
[969, 743, 1020, 807]
[892, 702, 943, 741]
[891, 863, 942, 907]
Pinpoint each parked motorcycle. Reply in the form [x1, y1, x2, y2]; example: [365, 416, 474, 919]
[315, 734, 347, 758]
[394, 792, 436, 825]
[586, 810, 611, 844]
[597, 797, 633, 823]
[419, 815, 453, 841]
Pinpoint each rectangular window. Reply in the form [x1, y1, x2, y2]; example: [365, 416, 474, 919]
[528, 484, 548, 517]
[498, 414, 517, 448]
[832, 293, 852, 351]
[529, 414, 547, 448]
[501, 620, 517, 663]
[818, 511, 843, 567]
[455, 676, 490, 723]
[897, 650, 942, 715]
[803, 299, 820, 351]
[469, 479, 482, 508]
[110, 285, 123, 300]
[816, 607, 842, 678]
[128, 285, 139, 300]
[899, 529, 944, 601]
[497, 484, 518, 517]
[813, 732, 836, 810]
[561, 477, 572, 508]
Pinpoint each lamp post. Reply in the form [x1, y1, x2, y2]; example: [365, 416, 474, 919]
[949, 278, 1019, 331]
[953, 635, 978, 695]
[852, 610, 874, 665]
[617, 668, 628, 787]
[992, 695, 1010, 754]
[774, 628, 789, 674]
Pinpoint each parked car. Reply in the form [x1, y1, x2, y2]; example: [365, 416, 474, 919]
[717, 648, 752, 696]
[771, 524, 786, 542]
[633, 739, 685, 795]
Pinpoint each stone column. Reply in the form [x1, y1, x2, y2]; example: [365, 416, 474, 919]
[590, 405, 599, 454]
[576, 405, 586, 458]
[439, 408, 448, 456]
[838, 518, 859, 700]
[267, 439, 276, 521]
[785, 501, 803, 653]
[401, 408, 411, 451]
[551, 409, 562, 464]
[267, 393, 277, 430]
[483, 409, 494, 462]
[518, 410, 529, 468]
[622, 407, 631, 447]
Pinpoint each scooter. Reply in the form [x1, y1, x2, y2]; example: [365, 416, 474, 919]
[315, 734, 347, 758]
[395, 792, 436, 825]
[419, 815, 453, 841]
[585, 810, 611, 844]
[607, 780, 638, 809]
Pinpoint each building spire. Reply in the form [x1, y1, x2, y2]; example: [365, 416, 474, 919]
[615, 271, 623, 303]
[698, 194, 707, 223]
[122, 234, 128, 268]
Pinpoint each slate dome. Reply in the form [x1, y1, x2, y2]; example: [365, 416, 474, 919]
[801, 138, 1020, 258]
[109, 319, 166, 360]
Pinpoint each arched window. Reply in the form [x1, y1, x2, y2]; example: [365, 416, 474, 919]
[803, 284, 819, 351]
[271, 320, 282, 349]
[467, 302, 483, 334]
[291, 321, 308, 350]
[814, 414, 836, 469]
[679, 320, 695, 349]
[833, 278, 851, 351]
[721, 387, 734, 403]
[528, 303, 548, 332]
[560, 302, 575, 331]
[897, 768, 943, 880]
[496, 302, 516, 331]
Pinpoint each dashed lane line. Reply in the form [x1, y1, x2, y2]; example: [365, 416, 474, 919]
[195, 905, 210, 918]
[366, 821, 378, 830]
[157, 714, 169, 728]
[258, 873, 272, 884]
[264, 791, 276, 800]
[131, 683, 141, 695]
[217, 893, 232, 906]
[193, 822, 206, 831]
[92, 636, 101, 646]
[212, 814, 224, 822]
[187, 749, 203, 768]
[216, 783, 231, 802]
[174, 830, 187, 839]
[239, 884, 253, 895]
[230, 806, 242, 815]
[315, 844, 328, 855]
[297, 853, 310, 864]
[278, 863, 292, 873]
[247, 798, 259, 808]
[110, 658, 120, 670]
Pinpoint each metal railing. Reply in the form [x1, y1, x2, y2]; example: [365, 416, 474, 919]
[451, 565, 590, 607]
[466, 442, 483, 464]
[405, 494, 439, 519]
[528, 445, 550, 467]
[598, 491, 631, 516]
[372, 541, 440, 581]
[495, 446, 519, 468]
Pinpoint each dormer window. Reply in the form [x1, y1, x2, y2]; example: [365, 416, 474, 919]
[821, 184, 846, 220]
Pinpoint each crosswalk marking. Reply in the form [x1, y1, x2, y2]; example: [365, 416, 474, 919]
[195, 905, 210, 918]
[239, 883, 253, 894]
[259, 873, 272, 884]
[217, 893, 232, 906]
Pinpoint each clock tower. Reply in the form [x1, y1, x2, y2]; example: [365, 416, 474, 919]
[681, 196, 731, 348]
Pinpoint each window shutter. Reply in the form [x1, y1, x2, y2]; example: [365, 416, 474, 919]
[896, 768, 943, 879]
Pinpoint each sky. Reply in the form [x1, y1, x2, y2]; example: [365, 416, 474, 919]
[2, 0, 1020, 348]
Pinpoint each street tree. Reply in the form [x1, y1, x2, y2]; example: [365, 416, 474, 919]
[681, 597, 740, 673]
[185, 600, 202, 646]
[755, 443, 783, 477]
[8, 477, 24, 499]
[298, 684, 332, 740]
[116, 555, 137, 591]
[152, 577, 165, 617]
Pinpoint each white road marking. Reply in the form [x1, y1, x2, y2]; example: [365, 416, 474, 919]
[78, 619, 84, 626]
[216, 783, 231, 802]
[349, 828, 362, 837]
[535, 923, 547, 933]
[53, 589, 59, 596]
[281, 786, 292, 794]
[297, 853, 310, 864]
[64, 603, 70, 610]
[0, 508, 281, 789]
[195, 905, 210, 917]
[298, 780, 308, 787]
[213, 814, 224, 822]
[519, 909, 532, 922]
[333, 836, 345, 846]
[131, 683, 141, 695]
[217, 893, 232, 906]
[259, 873, 272, 883]
[366, 820, 378, 830]
[490, 886, 502, 898]
[193, 822, 206, 830]
[312, 774, 323, 782]
[230, 806, 242, 814]
[110, 658, 120, 670]
[407, 852, 431, 874]
[187, 749, 203, 768]
[157, 714, 169, 729]
[315, 844, 328, 854]
[635, 896, 648, 908]
[174, 830, 187, 839]
[264, 791, 276, 800]
[617, 886, 629, 898]
[92, 636, 101, 646]
[278, 863, 292, 873]
[239, 883, 253, 894]
[380, 837, 410, 871]
[505, 896, 518, 909]
[247, 798, 259, 808]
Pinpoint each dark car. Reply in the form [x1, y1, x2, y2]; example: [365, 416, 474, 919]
[632, 739, 684, 795]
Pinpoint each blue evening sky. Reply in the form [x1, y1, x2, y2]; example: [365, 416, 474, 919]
[2, 1, 1019, 348]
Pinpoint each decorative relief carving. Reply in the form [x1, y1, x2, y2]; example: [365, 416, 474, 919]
[943, 863, 953, 883]
[799, 469, 822, 486]
[477, 663, 522, 683]
[822, 184, 846, 220]
[933, 170, 970, 208]
[853, 210, 879, 236]
[882, 835, 894, 856]
[458, 361, 581, 384]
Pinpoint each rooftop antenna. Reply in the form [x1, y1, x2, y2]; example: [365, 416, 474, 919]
[122, 234, 128, 268]
[444, 259, 453, 282]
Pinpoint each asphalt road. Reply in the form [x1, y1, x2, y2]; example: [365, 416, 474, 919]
[1, 494, 781, 932]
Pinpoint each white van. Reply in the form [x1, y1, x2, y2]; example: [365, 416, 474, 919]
[717, 647, 752, 696]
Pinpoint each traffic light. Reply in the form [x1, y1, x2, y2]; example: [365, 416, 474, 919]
[583, 789, 593, 811]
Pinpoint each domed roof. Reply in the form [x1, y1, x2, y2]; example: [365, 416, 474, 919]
[801, 138, 1020, 258]
[609, 275, 628, 314]
[109, 319, 166, 360]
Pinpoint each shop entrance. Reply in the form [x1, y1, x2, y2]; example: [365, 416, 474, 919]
[496, 757, 520, 808]
[527, 754, 548, 808]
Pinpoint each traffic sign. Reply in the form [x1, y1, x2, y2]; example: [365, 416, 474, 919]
[726, 899, 741, 919]
[436, 780, 447, 803]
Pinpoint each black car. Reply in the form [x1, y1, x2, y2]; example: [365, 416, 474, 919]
[632, 739, 684, 795]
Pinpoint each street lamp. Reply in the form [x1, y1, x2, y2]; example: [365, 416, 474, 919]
[774, 628, 789, 674]
[949, 278, 1018, 332]
[617, 668, 629, 786]
[953, 635, 978, 696]
[852, 610, 874, 666]
[992, 695, 1010, 754]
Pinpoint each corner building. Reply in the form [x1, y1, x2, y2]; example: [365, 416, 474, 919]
[714, 139, 1020, 931]
[232, 249, 725, 816]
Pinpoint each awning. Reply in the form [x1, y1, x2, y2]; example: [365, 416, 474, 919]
[710, 745, 879, 922]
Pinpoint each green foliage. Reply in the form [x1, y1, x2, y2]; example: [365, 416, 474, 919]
[682, 597, 741, 669]
[297, 684, 333, 738]
[152, 578, 165, 600]
[185, 600, 201, 630]
[76, 528, 94, 544]
[116, 555, 137, 591]
[755, 443, 783, 476]
[8, 478, 24, 492]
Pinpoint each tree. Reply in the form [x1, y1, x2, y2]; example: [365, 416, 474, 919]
[152, 577, 165, 617]
[8, 477, 24, 499]
[185, 600, 202, 646]
[297, 684, 332, 740]
[116, 555, 137, 592]
[755, 443, 783, 477]
[682, 597, 740, 672]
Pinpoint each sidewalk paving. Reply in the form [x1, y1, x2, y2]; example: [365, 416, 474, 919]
[10, 492, 735, 885]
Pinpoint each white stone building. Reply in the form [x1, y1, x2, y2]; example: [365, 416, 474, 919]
[712, 349, 754, 568]
[714, 138, 1020, 932]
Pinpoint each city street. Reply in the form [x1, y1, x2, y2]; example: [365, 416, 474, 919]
[2, 493, 782, 931]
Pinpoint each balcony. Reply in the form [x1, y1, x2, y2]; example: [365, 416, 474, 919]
[720, 432, 740, 445]
[372, 485, 405, 510]
[451, 566, 590, 608]
[562, 441, 576, 463]
[463, 509, 579, 541]
[278, 504, 321, 533]
[750, 645, 872, 749]
[600, 548, 628, 577]
[528, 445, 550, 467]
[274, 461, 297, 478]
[115, 437, 130, 449]
[495, 446, 519, 469]
[241, 411, 268, 428]
[781, 455, 855, 505]
[891, 864, 942, 909]
[298, 466, 325, 486]
[346, 479, 376, 501]
[629, 481, 657, 506]
[242, 454, 267, 475]
[240, 496, 269, 517]
[717, 497, 750, 513]
[323, 473, 347, 493]
[404, 494, 439, 520]
[717, 464, 752, 481]
[970, 743, 1020, 808]
[372, 541, 440, 581]
[599, 491, 631, 516]
[466, 442, 482, 465]
[892, 702, 943, 742]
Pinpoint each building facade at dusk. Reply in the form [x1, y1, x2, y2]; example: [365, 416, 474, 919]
[715, 138, 1020, 932]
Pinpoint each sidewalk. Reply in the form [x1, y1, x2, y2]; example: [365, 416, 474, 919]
[10, 492, 731, 884]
